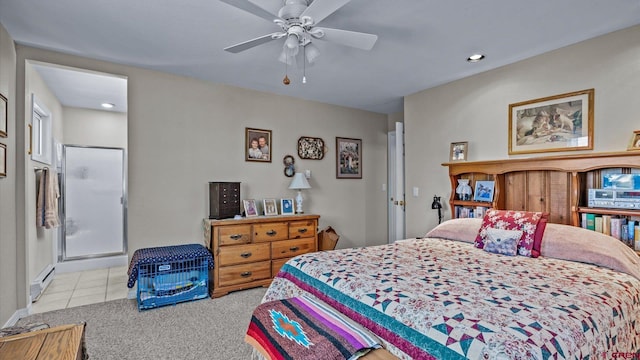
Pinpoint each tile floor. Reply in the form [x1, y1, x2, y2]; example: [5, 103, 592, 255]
[30, 266, 131, 314]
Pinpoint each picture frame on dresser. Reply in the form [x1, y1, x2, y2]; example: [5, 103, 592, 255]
[508, 88, 594, 155]
[263, 199, 278, 216]
[280, 198, 294, 215]
[243, 199, 258, 217]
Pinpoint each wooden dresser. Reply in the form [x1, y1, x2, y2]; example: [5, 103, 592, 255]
[204, 214, 319, 298]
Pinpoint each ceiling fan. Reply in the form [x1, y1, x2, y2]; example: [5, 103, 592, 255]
[220, 0, 378, 71]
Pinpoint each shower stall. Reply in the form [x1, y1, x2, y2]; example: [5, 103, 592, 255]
[59, 145, 127, 264]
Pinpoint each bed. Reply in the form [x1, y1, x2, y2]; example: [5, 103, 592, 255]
[250, 214, 640, 359]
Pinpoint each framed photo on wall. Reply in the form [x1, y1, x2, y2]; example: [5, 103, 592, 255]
[336, 137, 362, 179]
[246, 127, 272, 162]
[508, 88, 594, 155]
[0, 93, 7, 138]
[297, 136, 325, 160]
[0, 143, 6, 177]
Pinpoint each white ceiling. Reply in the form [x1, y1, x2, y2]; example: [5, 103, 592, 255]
[32, 64, 128, 113]
[2, 0, 640, 114]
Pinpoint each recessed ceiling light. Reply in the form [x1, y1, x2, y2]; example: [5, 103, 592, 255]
[101, 102, 115, 109]
[467, 54, 485, 62]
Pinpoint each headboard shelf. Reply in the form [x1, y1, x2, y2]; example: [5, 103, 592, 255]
[443, 151, 640, 227]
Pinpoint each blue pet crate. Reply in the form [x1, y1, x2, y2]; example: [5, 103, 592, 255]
[127, 244, 214, 310]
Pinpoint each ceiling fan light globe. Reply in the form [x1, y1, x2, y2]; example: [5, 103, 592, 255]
[285, 34, 299, 49]
[305, 43, 320, 63]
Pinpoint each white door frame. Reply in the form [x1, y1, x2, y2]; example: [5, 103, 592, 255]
[388, 122, 405, 243]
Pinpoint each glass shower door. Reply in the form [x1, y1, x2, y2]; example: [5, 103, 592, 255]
[62, 145, 126, 260]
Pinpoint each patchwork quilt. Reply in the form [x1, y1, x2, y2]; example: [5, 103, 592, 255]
[263, 238, 640, 359]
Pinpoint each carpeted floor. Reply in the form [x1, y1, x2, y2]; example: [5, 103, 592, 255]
[17, 287, 267, 360]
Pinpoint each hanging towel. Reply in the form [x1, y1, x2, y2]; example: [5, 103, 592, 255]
[36, 168, 60, 229]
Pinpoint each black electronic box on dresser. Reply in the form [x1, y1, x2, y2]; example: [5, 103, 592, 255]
[208, 182, 240, 219]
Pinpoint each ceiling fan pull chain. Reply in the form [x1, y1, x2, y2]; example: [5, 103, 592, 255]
[302, 45, 307, 84]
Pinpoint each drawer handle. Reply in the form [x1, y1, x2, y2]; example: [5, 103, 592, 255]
[266, 230, 277, 236]
[297, 228, 308, 234]
[240, 252, 252, 258]
[230, 234, 243, 240]
[289, 246, 300, 251]
[240, 271, 252, 277]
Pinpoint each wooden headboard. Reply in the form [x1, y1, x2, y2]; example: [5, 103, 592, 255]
[443, 151, 640, 226]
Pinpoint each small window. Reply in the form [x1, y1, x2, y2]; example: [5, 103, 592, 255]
[31, 94, 52, 165]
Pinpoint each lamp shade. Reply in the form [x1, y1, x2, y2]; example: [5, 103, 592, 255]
[288, 173, 311, 190]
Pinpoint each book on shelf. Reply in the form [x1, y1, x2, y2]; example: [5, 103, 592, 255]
[594, 216, 603, 233]
[586, 213, 596, 231]
[628, 220, 636, 242]
[581, 213, 587, 229]
[474, 206, 488, 218]
[602, 215, 611, 235]
[610, 217, 625, 240]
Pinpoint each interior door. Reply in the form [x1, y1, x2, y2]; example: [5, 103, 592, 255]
[62, 145, 126, 260]
[388, 122, 405, 243]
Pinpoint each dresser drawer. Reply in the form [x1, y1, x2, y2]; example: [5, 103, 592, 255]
[218, 243, 270, 266]
[289, 220, 315, 239]
[254, 222, 289, 242]
[271, 258, 289, 276]
[218, 261, 271, 287]
[218, 225, 252, 246]
[271, 238, 315, 259]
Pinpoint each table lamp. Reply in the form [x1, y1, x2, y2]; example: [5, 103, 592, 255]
[288, 173, 311, 214]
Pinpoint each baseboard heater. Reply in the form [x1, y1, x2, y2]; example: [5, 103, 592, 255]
[30, 264, 55, 302]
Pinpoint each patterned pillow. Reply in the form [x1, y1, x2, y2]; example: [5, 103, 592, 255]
[474, 209, 545, 257]
[483, 228, 522, 256]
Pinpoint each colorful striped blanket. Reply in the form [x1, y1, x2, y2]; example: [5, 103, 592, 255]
[246, 295, 382, 360]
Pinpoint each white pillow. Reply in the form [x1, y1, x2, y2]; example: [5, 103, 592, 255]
[425, 218, 482, 243]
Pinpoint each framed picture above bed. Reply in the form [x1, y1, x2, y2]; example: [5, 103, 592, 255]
[508, 88, 594, 155]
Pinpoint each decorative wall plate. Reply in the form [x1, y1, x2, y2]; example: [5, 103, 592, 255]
[297, 136, 325, 160]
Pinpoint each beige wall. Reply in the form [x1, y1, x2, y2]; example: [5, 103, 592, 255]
[11, 47, 388, 317]
[24, 63, 63, 290]
[387, 111, 404, 131]
[63, 107, 127, 149]
[404, 25, 640, 237]
[0, 23, 18, 325]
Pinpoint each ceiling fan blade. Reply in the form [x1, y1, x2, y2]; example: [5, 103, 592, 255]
[314, 27, 378, 50]
[300, 0, 351, 25]
[224, 33, 282, 53]
[219, 0, 280, 23]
